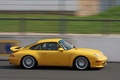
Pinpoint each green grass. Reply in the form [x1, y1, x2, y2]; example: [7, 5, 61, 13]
[0, 6, 120, 34]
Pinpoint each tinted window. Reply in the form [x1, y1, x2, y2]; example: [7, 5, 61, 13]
[30, 42, 60, 50]
[42, 42, 60, 50]
[30, 44, 42, 50]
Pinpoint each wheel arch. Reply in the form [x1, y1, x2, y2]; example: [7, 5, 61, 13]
[20, 55, 38, 66]
[72, 55, 90, 68]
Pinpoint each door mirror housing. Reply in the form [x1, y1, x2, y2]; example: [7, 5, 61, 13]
[73, 46, 76, 48]
[58, 48, 64, 52]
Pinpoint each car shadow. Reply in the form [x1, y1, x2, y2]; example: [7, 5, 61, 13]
[0, 65, 102, 71]
[36, 66, 102, 71]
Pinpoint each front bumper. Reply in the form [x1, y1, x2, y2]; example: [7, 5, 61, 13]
[90, 56, 108, 68]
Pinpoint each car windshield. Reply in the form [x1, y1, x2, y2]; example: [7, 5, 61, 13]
[59, 40, 73, 50]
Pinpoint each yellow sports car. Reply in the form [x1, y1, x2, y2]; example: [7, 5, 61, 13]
[9, 38, 107, 70]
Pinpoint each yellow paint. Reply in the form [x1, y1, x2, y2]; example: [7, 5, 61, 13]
[9, 38, 108, 69]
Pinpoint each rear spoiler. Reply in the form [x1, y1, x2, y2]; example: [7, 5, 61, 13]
[10, 46, 23, 52]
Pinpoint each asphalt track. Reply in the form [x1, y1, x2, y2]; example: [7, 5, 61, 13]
[0, 61, 120, 80]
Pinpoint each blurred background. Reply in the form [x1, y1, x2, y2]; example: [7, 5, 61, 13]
[0, 0, 119, 34]
[0, 0, 120, 61]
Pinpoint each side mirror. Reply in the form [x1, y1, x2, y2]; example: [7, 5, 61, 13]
[73, 46, 76, 48]
[58, 48, 64, 52]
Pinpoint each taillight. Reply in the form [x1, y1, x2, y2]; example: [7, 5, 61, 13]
[9, 54, 15, 57]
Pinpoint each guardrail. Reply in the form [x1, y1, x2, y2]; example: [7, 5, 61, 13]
[0, 18, 120, 34]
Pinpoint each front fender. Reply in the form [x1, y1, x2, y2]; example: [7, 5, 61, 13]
[69, 52, 94, 67]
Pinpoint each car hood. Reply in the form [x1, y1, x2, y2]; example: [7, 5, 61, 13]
[76, 48, 101, 53]
[72, 48, 106, 58]
[71, 48, 102, 55]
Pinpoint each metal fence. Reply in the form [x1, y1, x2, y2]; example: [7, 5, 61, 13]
[0, 18, 120, 34]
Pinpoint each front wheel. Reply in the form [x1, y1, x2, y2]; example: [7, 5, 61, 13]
[21, 56, 37, 69]
[74, 57, 89, 70]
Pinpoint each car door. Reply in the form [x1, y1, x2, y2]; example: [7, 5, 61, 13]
[41, 42, 70, 66]
[29, 43, 46, 65]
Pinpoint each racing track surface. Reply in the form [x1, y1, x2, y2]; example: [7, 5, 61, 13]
[0, 61, 120, 80]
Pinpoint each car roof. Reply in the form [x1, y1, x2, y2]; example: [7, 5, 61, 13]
[37, 38, 62, 43]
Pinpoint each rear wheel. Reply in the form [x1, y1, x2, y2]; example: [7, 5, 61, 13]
[74, 56, 89, 70]
[21, 56, 37, 69]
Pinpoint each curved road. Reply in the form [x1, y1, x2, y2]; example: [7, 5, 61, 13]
[0, 61, 120, 80]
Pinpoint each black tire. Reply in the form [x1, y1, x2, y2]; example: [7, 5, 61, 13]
[74, 56, 89, 70]
[21, 56, 37, 69]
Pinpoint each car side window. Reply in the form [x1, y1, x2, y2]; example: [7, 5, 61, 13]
[30, 42, 60, 50]
[30, 44, 42, 50]
[42, 42, 60, 50]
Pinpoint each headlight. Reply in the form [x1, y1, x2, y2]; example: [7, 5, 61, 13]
[101, 51, 104, 55]
[94, 53, 99, 58]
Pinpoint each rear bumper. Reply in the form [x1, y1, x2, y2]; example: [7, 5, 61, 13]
[9, 57, 20, 66]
